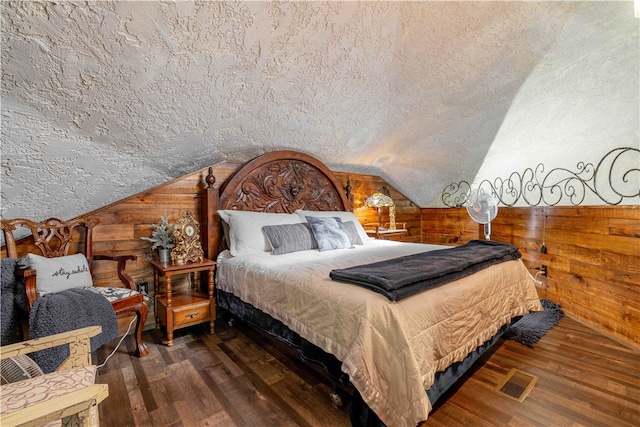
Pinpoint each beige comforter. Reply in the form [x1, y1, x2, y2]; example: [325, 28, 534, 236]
[216, 240, 542, 427]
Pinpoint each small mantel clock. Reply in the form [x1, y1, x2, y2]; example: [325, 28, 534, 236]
[171, 211, 204, 265]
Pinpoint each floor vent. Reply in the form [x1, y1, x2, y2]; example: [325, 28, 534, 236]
[494, 368, 538, 402]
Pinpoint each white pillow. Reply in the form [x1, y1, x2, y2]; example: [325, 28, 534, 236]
[295, 210, 370, 244]
[217, 210, 301, 256]
[23, 253, 93, 295]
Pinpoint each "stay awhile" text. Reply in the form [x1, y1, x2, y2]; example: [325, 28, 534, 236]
[51, 265, 89, 280]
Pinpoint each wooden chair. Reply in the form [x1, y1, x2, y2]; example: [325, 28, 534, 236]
[1, 217, 149, 357]
[1, 326, 108, 427]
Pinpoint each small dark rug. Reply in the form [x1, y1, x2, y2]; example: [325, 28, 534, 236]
[505, 299, 564, 347]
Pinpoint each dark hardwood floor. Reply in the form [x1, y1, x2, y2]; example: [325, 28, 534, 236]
[96, 315, 640, 426]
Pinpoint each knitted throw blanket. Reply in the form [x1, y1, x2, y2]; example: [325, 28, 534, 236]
[1, 258, 22, 345]
[29, 288, 118, 373]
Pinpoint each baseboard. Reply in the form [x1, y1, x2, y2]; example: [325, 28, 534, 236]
[564, 312, 640, 354]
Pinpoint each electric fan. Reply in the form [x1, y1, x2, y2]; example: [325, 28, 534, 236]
[465, 189, 498, 240]
[1, 354, 43, 385]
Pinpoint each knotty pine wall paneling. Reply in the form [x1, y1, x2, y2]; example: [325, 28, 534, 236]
[421, 205, 640, 349]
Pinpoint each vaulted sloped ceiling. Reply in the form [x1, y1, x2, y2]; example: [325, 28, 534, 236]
[1, 1, 638, 221]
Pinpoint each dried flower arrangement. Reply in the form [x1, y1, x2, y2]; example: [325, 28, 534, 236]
[141, 213, 175, 250]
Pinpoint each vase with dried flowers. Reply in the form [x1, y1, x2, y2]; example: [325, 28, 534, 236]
[141, 213, 175, 263]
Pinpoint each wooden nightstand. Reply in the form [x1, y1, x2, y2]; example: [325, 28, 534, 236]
[366, 228, 408, 241]
[150, 258, 216, 346]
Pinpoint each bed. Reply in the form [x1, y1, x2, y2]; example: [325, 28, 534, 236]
[201, 150, 542, 427]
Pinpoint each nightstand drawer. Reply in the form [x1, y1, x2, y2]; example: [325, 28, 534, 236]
[173, 300, 210, 327]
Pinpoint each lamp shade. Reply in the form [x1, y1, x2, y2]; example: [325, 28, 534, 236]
[364, 192, 394, 208]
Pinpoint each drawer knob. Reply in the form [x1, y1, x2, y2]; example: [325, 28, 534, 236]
[185, 311, 201, 319]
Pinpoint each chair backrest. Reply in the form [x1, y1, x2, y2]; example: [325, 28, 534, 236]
[1, 217, 99, 263]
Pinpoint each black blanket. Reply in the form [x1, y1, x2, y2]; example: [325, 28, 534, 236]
[329, 239, 522, 301]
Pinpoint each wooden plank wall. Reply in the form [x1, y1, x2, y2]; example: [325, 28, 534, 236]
[420, 205, 640, 349]
[421, 207, 480, 244]
[87, 161, 242, 290]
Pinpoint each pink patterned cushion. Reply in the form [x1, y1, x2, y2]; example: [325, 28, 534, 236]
[1, 365, 96, 414]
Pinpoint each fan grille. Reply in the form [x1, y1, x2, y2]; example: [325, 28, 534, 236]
[1, 355, 44, 385]
[466, 189, 498, 224]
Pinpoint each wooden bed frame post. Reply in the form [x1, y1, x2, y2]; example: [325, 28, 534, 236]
[345, 177, 353, 212]
[202, 167, 220, 261]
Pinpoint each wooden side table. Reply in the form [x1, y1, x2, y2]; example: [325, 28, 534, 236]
[366, 228, 408, 241]
[150, 258, 216, 346]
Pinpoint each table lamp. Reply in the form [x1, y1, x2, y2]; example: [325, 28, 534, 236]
[364, 192, 395, 230]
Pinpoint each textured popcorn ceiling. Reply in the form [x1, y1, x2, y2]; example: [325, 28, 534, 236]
[1, 1, 638, 222]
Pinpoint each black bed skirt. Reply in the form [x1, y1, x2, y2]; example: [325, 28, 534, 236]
[217, 289, 508, 427]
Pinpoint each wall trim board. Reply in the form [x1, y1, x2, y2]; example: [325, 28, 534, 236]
[564, 312, 640, 354]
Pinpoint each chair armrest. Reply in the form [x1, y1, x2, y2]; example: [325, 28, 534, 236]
[93, 254, 138, 291]
[1, 383, 108, 427]
[93, 254, 136, 262]
[1, 326, 101, 371]
[14, 268, 38, 311]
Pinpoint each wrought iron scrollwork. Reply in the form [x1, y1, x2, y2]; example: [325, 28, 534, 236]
[441, 147, 639, 207]
[442, 181, 472, 208]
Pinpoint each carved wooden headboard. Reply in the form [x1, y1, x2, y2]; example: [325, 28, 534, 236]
[202, 150, 352, 259]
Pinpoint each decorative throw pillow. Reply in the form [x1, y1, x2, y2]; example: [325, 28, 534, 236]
[19, 253, 92, 296]
[263, 223, 319, 255]
[295, 210, 369, 244]
[305, 216, 353, 251]
[217, 210, 301, 256]
[342, 221, 364, 246]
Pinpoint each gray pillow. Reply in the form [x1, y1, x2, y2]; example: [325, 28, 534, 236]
[342, 221, 364, 245]
[262, 223, 318, 255]
[305, 216, 353, 251]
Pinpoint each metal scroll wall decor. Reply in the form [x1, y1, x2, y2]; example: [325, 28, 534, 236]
[441, 147, 639, 207]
